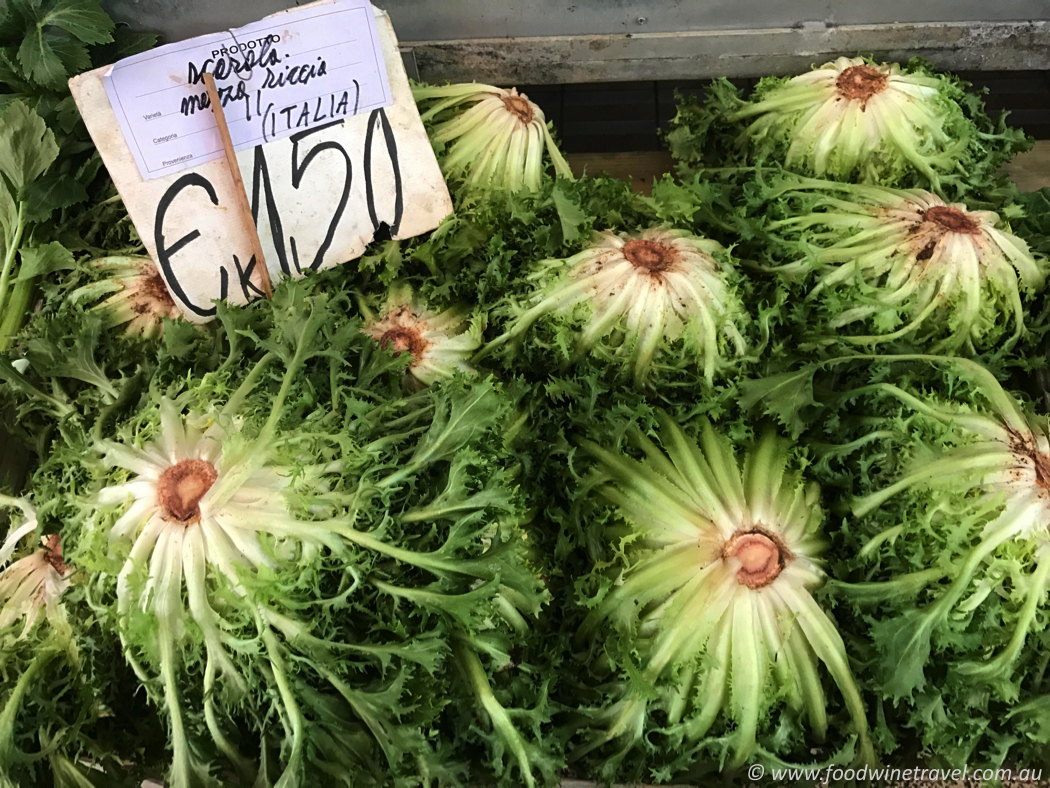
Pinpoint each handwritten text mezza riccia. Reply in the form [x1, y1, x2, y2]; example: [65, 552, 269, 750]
[156, 36, 360, 143]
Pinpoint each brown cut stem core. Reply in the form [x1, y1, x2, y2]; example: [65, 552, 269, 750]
[502, 92, 535, 124]
[924, 205, 980, 235]
[622, 239, 678, 273]
[1036, 453, 1050, 490]
[379, 326, 428, 359]
[1010, 431, 1050, 490]
[129, 265, 178, 317]
[722, 528, 790, 589]
[158, 459, 218, 524]
[836, 65, 888, 103]
[141, 269, 175, 304]
[42, 534, 68, 574]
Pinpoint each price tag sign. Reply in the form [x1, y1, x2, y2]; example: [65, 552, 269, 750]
[103, 0, 392, 180]
[70, 0, 452, 322]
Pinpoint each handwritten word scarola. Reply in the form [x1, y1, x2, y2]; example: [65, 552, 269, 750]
[102, 0, 393, 179]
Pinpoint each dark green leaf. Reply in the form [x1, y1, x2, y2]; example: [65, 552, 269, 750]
[24, 311, 118, 398]
[873, 610, 935, 700]
[16, 240, 74, 281]
[0, 353, 74, 417]
[42, 0, 114, 45]
[73, 151, 101, 186]
[359, 239, 403, 284]
[54, 95, 82, 134]
[22, 171, 87, 222]
[161, 318, 205, 358]
[49, 31, 91, 77]
[0, 100, 59, 192]
[0, 1, 35, 43]
[0, 47, 29, 89]
[17, 29, 67, 89]
[407, 379, 503, 470]
[738, 367, 818, 438]
[552, 181, 587, 245]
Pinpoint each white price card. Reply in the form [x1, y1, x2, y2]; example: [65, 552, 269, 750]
[103, 0, 392, 180]
[70, 2, 453, 323]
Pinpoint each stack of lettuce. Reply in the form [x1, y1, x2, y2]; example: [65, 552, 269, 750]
[3, 11, 1050, 785]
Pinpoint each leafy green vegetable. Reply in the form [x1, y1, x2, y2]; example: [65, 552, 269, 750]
[666, 57, 1031, 199]
[842, 358, 1050, 698]
[565, 413, 872, 779]
[0, 100, 66, 351]
[11, 0, 114, 88]
[66, 256, 182, 338]
[5, 20, 1050, 784]
[358, 282, 483, 388]
[413, 82, 573, 195]
[0, 494, 117, 786]
[16, 280, 552, 786]
[481, 227, 752, 387]
[746, 175, 1048, 354]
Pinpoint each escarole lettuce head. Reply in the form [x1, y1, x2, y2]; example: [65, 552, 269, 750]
[0, 500, 69, 637]
[734, 58, 964, 184]
[44, 282, 552, 788]
[69, 256, 182, 338]
[759, 178, 1046, 353]
[484, 228, 749, 387]
[666, 57, 1030, 197]
[572, 415, 872, 773]
[0, 495, 78, 785]
[361, 283, 482, 387]
[851, 358, 1050, 700]
[413, 82, 573, 194]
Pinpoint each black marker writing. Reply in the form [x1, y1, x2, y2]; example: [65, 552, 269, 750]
[181, 80, 249, 116]
[267, 90, 353, 139]
[289, 120, 351, 272]
[187, 36, 281, 85]
[154, 173, 222, 317]
[232, 254, 265, 299]
[363, 109, 403, 236]
[251, 145, 290, 275]
[154, 114, 405, 310]
[261, 57, 328, 89]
